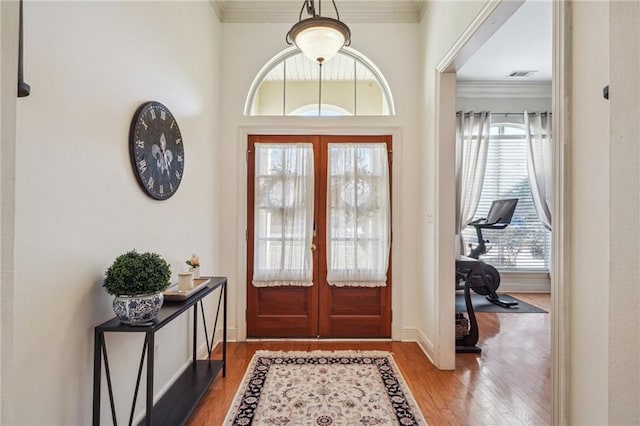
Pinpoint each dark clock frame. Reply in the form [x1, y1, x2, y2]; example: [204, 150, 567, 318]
[129, 101, 185, 200]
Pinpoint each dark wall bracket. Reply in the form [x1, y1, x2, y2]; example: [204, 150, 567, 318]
[17, 0, 31, 98]
[603, 85, 609, 100]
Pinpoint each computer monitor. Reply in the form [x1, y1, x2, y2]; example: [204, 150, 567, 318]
[485, 198, 518, 225]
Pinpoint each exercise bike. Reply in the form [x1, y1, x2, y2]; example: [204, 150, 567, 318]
[456, 198, 519, 309]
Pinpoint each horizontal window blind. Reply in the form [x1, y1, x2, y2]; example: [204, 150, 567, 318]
[462, 125, 551, 271]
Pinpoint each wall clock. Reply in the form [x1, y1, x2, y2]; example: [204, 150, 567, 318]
[129, 101, 185, 200]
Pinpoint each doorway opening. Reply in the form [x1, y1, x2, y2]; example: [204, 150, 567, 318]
[434, 0, 562, 421]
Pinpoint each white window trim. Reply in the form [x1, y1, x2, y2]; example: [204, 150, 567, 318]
[291, 104, 352, 116]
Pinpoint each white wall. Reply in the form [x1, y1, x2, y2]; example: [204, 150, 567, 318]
[6, 2, 222, 424]
[456, 82, 552, 113]
[458, 96, 551, 113]
[418, 0, 490, 368]
[218, 22, 421, 342]
[0, 1, 20, 423]
[608, 1, 640, 423]
[569, 2, 610, 424]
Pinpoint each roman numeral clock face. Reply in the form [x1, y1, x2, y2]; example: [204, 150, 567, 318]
[129, 101, 185, 200]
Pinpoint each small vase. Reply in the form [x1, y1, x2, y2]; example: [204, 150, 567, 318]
[189, 267, 200, 279]
[113, 293, 164, 325]
[178, 272, 194, 291]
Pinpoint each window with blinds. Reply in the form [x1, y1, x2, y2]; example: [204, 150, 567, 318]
[462, 123, 551, 271]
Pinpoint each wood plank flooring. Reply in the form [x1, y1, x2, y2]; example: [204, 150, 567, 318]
[187, 293, 550, 425]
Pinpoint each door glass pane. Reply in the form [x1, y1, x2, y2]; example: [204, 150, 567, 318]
[253, 143, 314, 286]
[326, 143, 390, 287]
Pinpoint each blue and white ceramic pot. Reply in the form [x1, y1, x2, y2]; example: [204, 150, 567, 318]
[113, 293, 163, 325]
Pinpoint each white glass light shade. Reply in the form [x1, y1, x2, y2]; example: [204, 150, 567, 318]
[289, 17, 350, 64]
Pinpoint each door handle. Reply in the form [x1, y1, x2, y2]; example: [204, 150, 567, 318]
[311, 243, 317, 252]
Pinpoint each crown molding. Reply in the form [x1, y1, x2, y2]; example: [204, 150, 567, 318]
[457, 80, 552, 99]
[417, 0, 428, 20]
[215, 1, 426, 24]
[210, 0, 224, 21]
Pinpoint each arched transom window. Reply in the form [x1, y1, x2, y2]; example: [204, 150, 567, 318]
[245, 47, 395, 116]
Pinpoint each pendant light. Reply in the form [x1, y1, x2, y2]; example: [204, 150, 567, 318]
[286, 0, 351, 64]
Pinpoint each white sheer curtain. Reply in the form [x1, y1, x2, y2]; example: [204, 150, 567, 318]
[524, 111, 553, 230]
[326, 143, 390, 287]
[456, 111, 491, 254]
[252, 143, 314, 287]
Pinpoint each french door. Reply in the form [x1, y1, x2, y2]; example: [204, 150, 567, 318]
[247, 135, 392, 338]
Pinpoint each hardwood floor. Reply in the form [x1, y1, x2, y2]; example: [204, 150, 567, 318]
[187, 293, 550, 425]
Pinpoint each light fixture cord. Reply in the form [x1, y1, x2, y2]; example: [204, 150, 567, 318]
[299, 0, 316, 20]
[297, 0, 341, 21]
[298, 1, 307, 20]
[318, 63, 323, 116]
[331, 0, 340, 20]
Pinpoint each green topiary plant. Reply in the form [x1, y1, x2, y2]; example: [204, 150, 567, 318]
[103, 250, 171, 296]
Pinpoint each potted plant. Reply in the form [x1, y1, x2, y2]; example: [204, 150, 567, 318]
[186, 253, 200, 278]
[103, 250, 171, 325]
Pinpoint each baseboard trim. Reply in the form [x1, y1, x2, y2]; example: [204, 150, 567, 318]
[500, 283, 551, 293]
[400, 327, 419, 342]
[415, 329, 436, 366]
[499, 271, 551, 293]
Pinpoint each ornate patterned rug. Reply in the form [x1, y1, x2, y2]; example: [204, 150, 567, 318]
[224, 350, 427, 425]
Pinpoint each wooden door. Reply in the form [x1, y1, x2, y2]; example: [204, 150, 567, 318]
[318, 135, 392, 337]
[247, 135, 320, 337]
[247, 135, 392, 338]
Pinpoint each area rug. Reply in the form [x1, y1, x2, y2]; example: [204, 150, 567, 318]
[455, 293, 547, 313]
[224, 350, 427, 425]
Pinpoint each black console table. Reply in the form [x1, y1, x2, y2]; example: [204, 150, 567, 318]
[93, 276, 227, 426]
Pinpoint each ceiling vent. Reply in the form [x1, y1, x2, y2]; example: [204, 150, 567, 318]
[507, 70, 537, 78]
